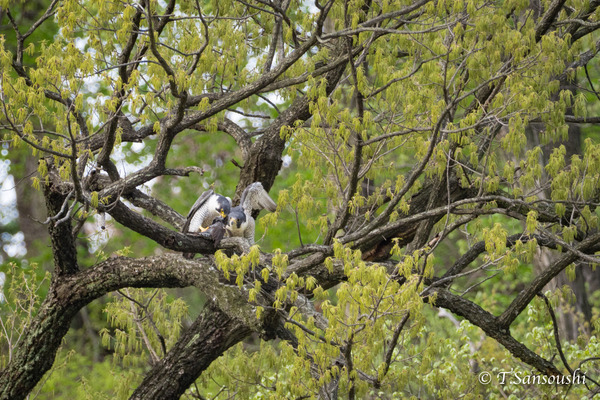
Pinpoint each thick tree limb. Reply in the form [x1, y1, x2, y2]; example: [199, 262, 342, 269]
[43, 181, 79, 276]
[535, 0, 567, 42]
[191, 118, 252, 160]
[129, 302, 252, 400]
[235, 42, 348, 199]
[123, 188, 186, 230]
[430, 288, 562, 376]
[0, 254, 258, 400]
[566, 0, 600, 41]
[498, 231, 600, 328]
[108, 201, 216, 254]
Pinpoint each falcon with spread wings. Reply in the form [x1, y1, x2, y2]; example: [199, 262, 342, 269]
[226, 182, 277, 244]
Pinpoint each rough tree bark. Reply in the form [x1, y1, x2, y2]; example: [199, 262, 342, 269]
[129, 302, 252, 400]
[2, 1, 600, 400]
[0, 252, 254, 400]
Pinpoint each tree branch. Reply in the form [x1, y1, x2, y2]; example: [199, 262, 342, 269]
[430, 288, 562, 376]
[129, 301, 252, 399]
[498, 231, 600, 328]
[107, 200, 215, 254]
[0, 253, 260, 400]
[537, 292, 572, 374]
[43, 177, 79, 277]
[535, 0, 567, 42]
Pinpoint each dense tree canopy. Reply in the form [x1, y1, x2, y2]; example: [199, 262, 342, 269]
[1, 0, 600, 398]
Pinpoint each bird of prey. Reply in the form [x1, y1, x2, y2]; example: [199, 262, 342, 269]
[226, 182, 277, 244]
[182, 189, 231, 258]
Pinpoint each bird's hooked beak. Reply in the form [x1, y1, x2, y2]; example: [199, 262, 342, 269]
[220, 209, 227, 218]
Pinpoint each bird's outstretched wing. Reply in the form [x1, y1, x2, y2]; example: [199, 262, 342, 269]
[240, 182, 277, 215]
[182, 189, 214, 233]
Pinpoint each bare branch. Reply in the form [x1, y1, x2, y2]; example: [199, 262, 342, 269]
[537, 292, 572, 374]
[191, 118, 252, 159]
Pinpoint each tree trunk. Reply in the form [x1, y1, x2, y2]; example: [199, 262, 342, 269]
[0, 286, 80, 400]
[130, 302, 252, 400]
[0, 254, 240, 400]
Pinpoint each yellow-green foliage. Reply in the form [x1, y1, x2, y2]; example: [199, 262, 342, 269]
[3, 0, 600, 398]
[100, 289, 188, 369]
[0, 263, 50, 370]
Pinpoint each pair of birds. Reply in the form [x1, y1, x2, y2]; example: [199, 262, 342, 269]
[182, 182, 277, 258]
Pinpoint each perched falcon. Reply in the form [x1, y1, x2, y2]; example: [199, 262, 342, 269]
[182, 189, 231, 258]
[226, 182, 277, 244]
